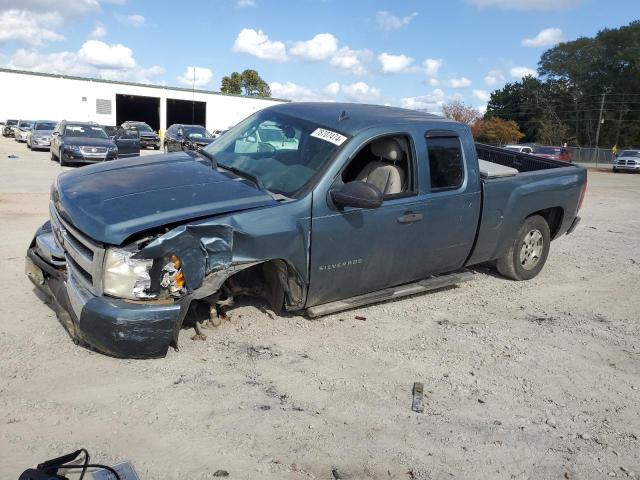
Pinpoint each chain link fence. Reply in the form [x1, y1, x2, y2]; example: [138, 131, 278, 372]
[567, 147, 616, 168]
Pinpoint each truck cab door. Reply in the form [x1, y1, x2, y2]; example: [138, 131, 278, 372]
[306, 132, 429, 307]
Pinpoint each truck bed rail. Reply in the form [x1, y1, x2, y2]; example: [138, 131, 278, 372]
[475, 143, 568, 173]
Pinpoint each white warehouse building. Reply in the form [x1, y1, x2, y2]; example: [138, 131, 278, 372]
[0, 68, 286, 134]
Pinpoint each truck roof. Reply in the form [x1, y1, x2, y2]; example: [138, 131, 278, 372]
[268, 102, 453, 136]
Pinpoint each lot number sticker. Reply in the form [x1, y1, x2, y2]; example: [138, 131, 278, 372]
[310, 128, 347, 146]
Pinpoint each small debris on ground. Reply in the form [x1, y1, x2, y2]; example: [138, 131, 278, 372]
[411, 382, 424, 413]
[213, 470, 229, 477]
[7, 154, 18, 159]
[354, 315, 366, 321]
[331, 466, 341, 479]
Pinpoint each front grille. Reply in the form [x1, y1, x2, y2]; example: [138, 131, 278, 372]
[80, 146, 107, 154]
[49, 201, 105, 295]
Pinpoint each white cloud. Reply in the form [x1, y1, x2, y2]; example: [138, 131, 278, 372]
[472, 89, 491, 102]
[115, 13, 145, 27]
[467, 0, 580, 10]
[448, 77, 472, 88]
[378, 52, 414, 74]
[376, 11, 418, 31]
[267, 80, 381, 103]
[178, 66, 213, 87]
[330, 47, 372, 75]
[0, 10, 64, 46]
[422, 58, 443, 77]
[510, 66, 538, 78]
[290, 33, 337, 61]
[521, 27, 562, 47]
[0, 0, 102, 16]
[427, 78, 440, 87]
[340, 81, 380, 102]
[323, 81, 340, 97]
[7, 45, 164, 84]
[233, 28, 287, 62]
[89, 22, 106, 39]
[484, 69, 505, 85]
[236, 0, 256, 6]
[77, 40, 135, 69]
[400, 88, 446, 113]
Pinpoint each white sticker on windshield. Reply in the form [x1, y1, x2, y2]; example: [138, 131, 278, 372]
[310, 128, 347, 146]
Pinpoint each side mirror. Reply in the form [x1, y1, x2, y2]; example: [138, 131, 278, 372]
[330, 181, 383, 209]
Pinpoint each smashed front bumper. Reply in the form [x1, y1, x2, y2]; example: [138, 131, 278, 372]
[26, 222, 187, 358]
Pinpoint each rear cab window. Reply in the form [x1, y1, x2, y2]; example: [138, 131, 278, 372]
[425, 133, 465, 191]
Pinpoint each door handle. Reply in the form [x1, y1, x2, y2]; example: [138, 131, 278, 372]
[397, 212, 423, 224]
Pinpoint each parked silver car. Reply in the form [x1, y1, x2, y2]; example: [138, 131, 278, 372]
[612, 150, 640, 173]
[26, 120, 58, 150]
[14, 120, 34, 142]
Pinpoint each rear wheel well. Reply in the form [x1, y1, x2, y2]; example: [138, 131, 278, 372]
[528, 207, 563, 239]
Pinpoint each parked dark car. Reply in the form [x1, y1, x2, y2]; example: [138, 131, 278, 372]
[121, 121, 160, 150]
[26, 102, 587, 358]
[14, 120, 34, 142]
[2, 119, 18, 137]
[102, 125, 141, 158]
[533, 146, 572, 163]
[26, 120, 58, 150]
[49, 121, 118, 166]
[163, 124, 215, 152]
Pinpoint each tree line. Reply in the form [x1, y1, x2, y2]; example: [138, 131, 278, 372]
[485, 20, 640, 148]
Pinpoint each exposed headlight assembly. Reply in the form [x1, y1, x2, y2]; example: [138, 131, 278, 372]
[102, 249, 186, 300]
[103, 248, 154, 300]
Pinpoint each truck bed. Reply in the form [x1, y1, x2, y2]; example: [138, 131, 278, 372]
[475, 143, 568, 175]
[467, 143, 586, 267]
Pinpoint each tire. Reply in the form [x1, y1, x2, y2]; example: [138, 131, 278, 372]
[613, 168, 618, 173]
[496, 215, 550, 281]
[154, 144, 160, 150]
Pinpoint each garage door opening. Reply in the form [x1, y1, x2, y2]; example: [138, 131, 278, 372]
[116, 94, 160, 131]
[166, 98, 206, 129]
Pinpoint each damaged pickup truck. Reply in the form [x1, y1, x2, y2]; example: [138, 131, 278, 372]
[26, 103, 588, 358]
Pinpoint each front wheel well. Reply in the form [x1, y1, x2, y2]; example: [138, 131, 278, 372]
[218, 259, 305, 313]
[527, 207, 563, 239]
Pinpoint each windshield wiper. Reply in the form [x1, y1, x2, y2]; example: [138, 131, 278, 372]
[217, 164, 266, 192]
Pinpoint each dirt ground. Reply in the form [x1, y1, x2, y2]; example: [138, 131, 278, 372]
[0, 136, 639, 479]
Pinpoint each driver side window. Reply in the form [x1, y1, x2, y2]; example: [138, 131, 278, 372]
[341, 135, 415, 199]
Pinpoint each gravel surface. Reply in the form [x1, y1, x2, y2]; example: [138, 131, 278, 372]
[1, 136, 639, 479]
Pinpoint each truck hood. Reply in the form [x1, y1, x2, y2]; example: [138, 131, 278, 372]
[53, 152, 278, 245]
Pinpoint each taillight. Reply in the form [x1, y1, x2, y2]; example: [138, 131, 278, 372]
[576, 177, 587, 213]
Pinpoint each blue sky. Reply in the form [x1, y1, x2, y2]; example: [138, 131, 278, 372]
[0, 0, 637, 112]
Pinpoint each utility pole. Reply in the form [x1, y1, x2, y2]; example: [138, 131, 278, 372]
[192, 67, 196, 125]
[594, 91, 606, 147]
[615, 93, 625, 147]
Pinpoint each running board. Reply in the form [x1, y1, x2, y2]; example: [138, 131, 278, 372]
[306, 270, 474, 318]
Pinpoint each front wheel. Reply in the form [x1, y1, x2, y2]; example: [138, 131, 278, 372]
[154, 144, 160, 150]
[496, 215, 550, 281]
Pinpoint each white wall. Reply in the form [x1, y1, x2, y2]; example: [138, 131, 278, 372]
[0, 69, 285, 132]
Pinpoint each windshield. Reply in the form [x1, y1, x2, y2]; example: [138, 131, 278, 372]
[203, 111, 347, 196]
[7, 120, 18, 126]
[133, 123, 153, 133]
[18, 121, 33, 128]
[184, 126, 212, 139]
[535, 147, 561, 155]
[103, 126, 118, 136]
[619, 150, 640, 158]
[34, 121, 57, 131]
[64, 124, 108, 139]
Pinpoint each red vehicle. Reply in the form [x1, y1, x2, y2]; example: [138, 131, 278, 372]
[533, 146, 572, 163]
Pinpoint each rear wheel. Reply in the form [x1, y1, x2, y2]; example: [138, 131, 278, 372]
[496, 215, 550, 281]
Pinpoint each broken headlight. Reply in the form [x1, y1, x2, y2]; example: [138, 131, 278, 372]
[103, 248, 154, 300]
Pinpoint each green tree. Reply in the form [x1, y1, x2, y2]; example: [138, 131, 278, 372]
[220, 69, 271, 97]
[220, 72, 242, 95]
